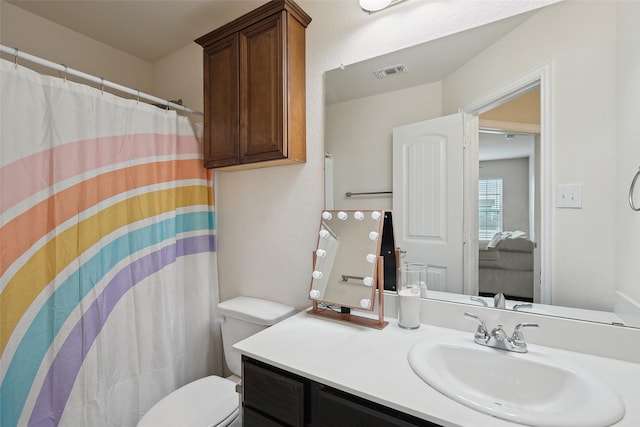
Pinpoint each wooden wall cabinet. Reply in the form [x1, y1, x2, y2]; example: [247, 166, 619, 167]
[195, 0, 311, 171]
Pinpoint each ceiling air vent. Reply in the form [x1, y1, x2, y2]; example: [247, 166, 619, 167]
[373, 64, 407, 79]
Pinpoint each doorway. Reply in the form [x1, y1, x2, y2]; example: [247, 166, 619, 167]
[461, 63, 552, 304]
[478, 111, 540, 302]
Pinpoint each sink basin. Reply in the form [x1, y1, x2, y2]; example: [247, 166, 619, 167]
[408, 334, 625, 427]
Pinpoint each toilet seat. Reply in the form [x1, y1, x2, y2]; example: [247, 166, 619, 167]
[137, 376, 239, 427]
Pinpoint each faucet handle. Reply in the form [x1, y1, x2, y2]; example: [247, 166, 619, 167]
[464, 312, 489, 340]
[510, 323, 539, 349]
[470, 296, 488, 307]
[490, 324, 508, 340]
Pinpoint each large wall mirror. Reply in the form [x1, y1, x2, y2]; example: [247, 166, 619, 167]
[324, 1, 640, 328]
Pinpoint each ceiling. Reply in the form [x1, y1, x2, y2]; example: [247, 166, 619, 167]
[324, 11, 532, 104]
[5, 0, 270, 62]
[6, 0, 536, 103]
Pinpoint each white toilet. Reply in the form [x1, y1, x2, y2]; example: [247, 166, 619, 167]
[137, 296, 296, 427]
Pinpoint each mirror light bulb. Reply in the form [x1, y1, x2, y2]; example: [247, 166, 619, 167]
[369, 231, 379, 241]
[312, 270, 323, 279]
[366, 253, 377, 264]
[337, 211, 348, 220]
[319, 229, 329, 238]
[316, 249, 327, 257]
[360, 298, 371, 309]
[354, 211, 364, 220]
[363, 276, 374, 287]
[322, 211, 332, 220]
[371, 211, 382, 220]
[309, 289, 320, 299]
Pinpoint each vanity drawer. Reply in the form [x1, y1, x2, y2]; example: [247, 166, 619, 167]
[243, 407, 288, 427]
[311, 383, 440, 427]
[242, 357, 306, 426]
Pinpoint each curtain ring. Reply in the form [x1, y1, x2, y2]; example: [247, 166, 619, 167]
[136, 90, 140, 104]
[13, 48, 19, 68]
[61, 64, 68, 82]
[630, 166, 640, 211]
[100, 77, 104, 95]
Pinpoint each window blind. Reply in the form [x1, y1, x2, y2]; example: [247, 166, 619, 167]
[478, 178, 503, 240]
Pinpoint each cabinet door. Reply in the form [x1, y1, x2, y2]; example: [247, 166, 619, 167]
[203, 34, 239, 168]
[239, 12, 286, 164]
[243, 358, 305, 426]
[312, 384, 440, 427]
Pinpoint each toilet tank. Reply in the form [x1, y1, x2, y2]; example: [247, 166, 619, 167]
[217, 296, 296, 376]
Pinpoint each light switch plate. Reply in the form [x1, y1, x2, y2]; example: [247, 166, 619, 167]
[557, 184, 583, 208]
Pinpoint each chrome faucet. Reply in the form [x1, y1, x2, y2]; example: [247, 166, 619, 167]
[464, 312, 539, 353]
[471, 295, 533, 312]
[493, 292, 506, 309]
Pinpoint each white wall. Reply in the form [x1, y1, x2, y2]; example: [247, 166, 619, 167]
[615, 1, 640, 306]
[442, 1, 618, 311]
[326, 81, 442, 211]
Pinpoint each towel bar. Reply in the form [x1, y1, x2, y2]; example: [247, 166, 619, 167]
[630, 166, 640, 211]
[345, 191, 392, 197]
[341, 274, 365, 282]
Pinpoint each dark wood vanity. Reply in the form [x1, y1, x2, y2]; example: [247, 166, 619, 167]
[195, 0, 311, 171]
[242, 356, 442, 426]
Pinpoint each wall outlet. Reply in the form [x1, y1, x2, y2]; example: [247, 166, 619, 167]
[557, 184, 583, 208]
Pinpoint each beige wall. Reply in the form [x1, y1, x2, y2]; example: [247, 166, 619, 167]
[152, 43, 203, 114]
[480, 88, 540, 125]
[1, 0, 559, 310]
[0, 1, 153, 93]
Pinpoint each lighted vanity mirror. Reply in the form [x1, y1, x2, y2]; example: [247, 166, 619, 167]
[324, 1, 640, 328]
[309, 210, 384, 312]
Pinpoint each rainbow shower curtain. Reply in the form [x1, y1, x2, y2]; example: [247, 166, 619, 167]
[0, 58, 222, 426]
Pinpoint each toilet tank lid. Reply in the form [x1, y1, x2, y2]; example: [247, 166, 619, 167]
[217, 296, 296, 325]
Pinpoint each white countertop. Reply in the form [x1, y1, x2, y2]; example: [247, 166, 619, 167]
[235, 310, 640, 427]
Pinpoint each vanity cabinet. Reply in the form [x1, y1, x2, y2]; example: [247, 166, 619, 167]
[195, 0, 311, 171]
[242, 356, 442, 427]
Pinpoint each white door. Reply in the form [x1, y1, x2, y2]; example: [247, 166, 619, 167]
[392, 113, 464, 293]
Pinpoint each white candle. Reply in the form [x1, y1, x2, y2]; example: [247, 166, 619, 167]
[398, 287, 420, 329]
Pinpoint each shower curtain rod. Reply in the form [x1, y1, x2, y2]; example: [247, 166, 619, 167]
[0, 44, 203, 116]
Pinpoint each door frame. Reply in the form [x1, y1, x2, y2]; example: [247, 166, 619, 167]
[459, 62, 553, 304]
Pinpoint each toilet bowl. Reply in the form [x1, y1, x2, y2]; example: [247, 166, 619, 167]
[137, 296, 296, 427]
[136, 376, 240, 427]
